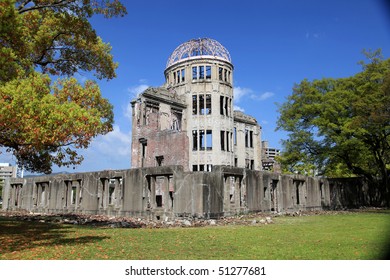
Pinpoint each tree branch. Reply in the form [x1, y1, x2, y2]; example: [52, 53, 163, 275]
[18, 0, 72, 14]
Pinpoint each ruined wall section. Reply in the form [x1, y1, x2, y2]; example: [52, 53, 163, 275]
[9, 166, 388, 220]
[234, 111, 262, 171]
[131, 88, 189, 171]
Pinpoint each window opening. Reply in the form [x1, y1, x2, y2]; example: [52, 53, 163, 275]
[219, 67, 223, 80]
[156, 195, 163, 207]
[181, 69, 185, 82]
[234, 127, 237, 145]
[224, 69, 228, 82]
[192, 95, 197, 115]
[199, 66, 204, 79]
[192, 66, 197, 79]
[169, 191, 174, 208]
[220, 130, 225, 151]
[199, 164, 205, 171]
[206, 164, 213, 172]
[251, 160, 254, 170]
[226, 131, 230, 151]
[199, 130, 205, 150]
[250, 131, 254, 148]
[224, 96, 228, 116]
[295, 181, 300, 204]
[192, 130, 198, 151]
[40, 185, 46, 206]
[205, 94, 211, 114]
[245, 129, 249, 147]
[206, 130, 212, 150]
[206, 65, 211, 79]
[109, 185, 115, 205]
[156, 155, 164, 166]
[220, 96, 224, 115]
[199, 94, 205, 114]
[71, 186, 77, 205]
[234, 158, 238, 167]
[193, 165, 198, 171]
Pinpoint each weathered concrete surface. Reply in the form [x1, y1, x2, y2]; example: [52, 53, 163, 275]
[3, 165, 386, 220]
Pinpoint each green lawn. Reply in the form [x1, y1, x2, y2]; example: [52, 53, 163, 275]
[0, 211, 389, 260]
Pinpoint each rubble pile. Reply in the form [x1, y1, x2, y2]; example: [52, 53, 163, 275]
[0, 211, 277, 228]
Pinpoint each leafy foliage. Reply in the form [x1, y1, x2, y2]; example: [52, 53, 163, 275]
[0, 0, 126, 173]
[277, 50, 390, 195]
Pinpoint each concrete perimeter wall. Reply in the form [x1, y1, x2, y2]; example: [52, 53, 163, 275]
[2, 165, 377, 220]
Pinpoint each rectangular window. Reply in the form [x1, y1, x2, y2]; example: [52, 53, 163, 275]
[199, 130, 205, 150]
[192, 66, 197, 79]
[245, 129, 249, 147]
[221, 130, 225, 151]
[173, 72, 176, 83]
[206, 66, 211, 79]
[192, 95, 197, 115]
[234, 158, 238, 167]
[205, 94, 211, 114]
[109, 185, 115, 204]
[199, 66, 204, 79]
[234, 127, 237, 145]
[193, 165, 198, 171]
[226, 131, 230, 152]
[224, 97, 228, 116]
[156, 195, 163, 207]
[206, 164, 212, 172]
[251, 160, 254, 170]
[177, 70, 180, 83]
[199, 164, 205, 171]
[206, 130, 212, 150]
[220, 96, 224, 115]
[199, 94, 205, 114]
[219, 67, 223, 80]
[192, 130, 198, 151]
[224, 69, 228, 82]
[71, 186, 77, 205]
[250, 131, 254, 148]
[181, 69, 185, 82]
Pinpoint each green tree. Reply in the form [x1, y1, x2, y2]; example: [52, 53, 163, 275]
[0, 0, 126, 173]
[277, 50, 390, 203]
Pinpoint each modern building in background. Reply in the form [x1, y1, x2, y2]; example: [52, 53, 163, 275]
[261, 141, 281, 171]
[131, 38, 262, 172]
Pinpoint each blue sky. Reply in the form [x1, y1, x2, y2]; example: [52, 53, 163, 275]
[1, 0, 390, 174]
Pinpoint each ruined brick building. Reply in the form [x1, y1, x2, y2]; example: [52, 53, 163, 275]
[5, 38, 380, 220]
[131, 38, 261, 172]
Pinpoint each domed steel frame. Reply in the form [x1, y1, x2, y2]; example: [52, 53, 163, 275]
[166, 38, 231, 69]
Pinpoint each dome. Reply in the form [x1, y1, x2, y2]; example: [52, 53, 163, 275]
[166, 38, 231, 69]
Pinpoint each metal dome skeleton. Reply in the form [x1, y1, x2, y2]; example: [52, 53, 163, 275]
[166, 38, 232, 69]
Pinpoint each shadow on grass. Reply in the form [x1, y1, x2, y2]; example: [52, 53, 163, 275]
[0, 217, 110, 255]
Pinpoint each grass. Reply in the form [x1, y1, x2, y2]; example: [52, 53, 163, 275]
[0, 211, 389, 260]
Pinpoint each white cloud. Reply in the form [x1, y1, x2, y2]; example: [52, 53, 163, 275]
[233, 105, 245, 112]
[233, 86, 253, 103]
[250, 91, 275, 101]
[127, 84, 149, 98]
[124, 102, 133, 121]
[92, 125, 132, 157]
